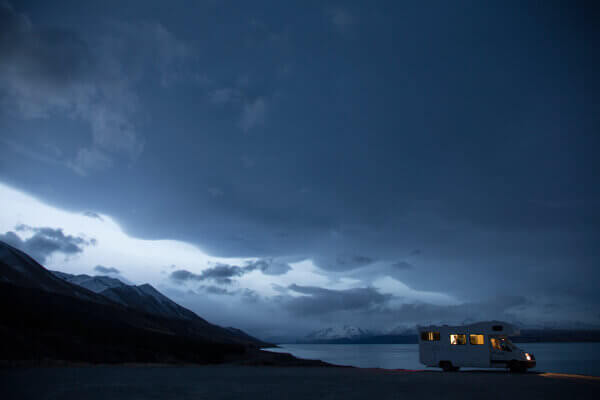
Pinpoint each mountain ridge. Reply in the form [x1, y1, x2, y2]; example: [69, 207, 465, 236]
[0, 239, 273, 365]
[305, 325, 373, 341]
[52, 270, 203, 322]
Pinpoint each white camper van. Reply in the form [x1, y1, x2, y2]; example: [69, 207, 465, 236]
[418, 321, 535, 372]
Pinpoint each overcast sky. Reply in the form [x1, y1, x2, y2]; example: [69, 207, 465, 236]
[1, 1, 598, 339]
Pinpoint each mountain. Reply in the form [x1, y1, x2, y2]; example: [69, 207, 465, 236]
[52, 271, 127, 292]
[102, 284, 200, 320]
[300, 322, 600, 344]
[50, 272, 269, 345]
[304, 326, 373, 342]
[0, 240, 271, 364]
[301, 326, 417, 344]
[52, 271, 200, 321]
[225, 327, 266, 343]
[0, 242, 113, 305]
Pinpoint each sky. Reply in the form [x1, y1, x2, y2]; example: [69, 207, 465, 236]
[0, 1, 599, 339]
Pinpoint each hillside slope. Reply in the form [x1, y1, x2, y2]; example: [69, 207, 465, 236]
[0, 240, 271, 363]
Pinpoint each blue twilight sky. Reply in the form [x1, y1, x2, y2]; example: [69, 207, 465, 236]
[0, 1, 599, 338]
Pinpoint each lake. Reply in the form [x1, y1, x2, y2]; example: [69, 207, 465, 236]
[265, 343, 600, 376]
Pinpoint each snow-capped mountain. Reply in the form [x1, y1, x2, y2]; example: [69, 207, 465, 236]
[52, 271, 127, 292]
[52, 271, 201, 321]
[306, 325, 373, 341]
[100, 283, 200, 320]
[301, 324, 422, 344]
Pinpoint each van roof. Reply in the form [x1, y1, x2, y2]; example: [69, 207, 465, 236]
[417, 320, 520, 336]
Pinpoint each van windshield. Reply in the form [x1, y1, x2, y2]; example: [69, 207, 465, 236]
[490, 336, 516, 352]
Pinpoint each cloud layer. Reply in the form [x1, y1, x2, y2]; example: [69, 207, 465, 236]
[0, 224, 95, 263]
[284, 284, 390, 316]
[0, 3, 190, 175]
[170, 259, 292, 285]
[94, 265, 120, 274]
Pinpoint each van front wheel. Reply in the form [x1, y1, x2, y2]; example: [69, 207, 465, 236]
[509, 361, 526, 373]
[440, 361, 460, 372]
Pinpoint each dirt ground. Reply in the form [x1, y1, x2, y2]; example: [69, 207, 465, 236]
[1, 365, 599, 400]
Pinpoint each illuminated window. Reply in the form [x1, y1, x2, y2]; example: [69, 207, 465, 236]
[449, 334, 466, 345]
[469, 334, 485, 345]
[490, 337, 513, 352]
[420, 331, 440, 341]
[490, 337, 502, 350]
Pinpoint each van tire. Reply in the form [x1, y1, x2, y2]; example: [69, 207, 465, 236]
[509, 361, 526, 373]
[440, 361, 459, 372]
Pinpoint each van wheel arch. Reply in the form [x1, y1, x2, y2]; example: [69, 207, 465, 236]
[439, 361, 460, 372]
[508, 361, 526, 373]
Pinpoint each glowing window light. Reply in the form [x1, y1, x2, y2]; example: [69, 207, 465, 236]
[469, 334, 485, 345]
[450, 334, 466, 345]
[420, 331, 441, 341]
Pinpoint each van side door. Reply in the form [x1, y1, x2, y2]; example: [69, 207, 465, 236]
[464, 334, 489, 367]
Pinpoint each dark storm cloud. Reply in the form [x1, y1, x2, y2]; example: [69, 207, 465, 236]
[201, 285, 234, 296]
[170, 259, 292, 284]
[169, 265, 246, 284]
[193, 285, 257, 298]
[196, 264, 248, 284]
[0, 225, 94, 263]
[83, 211, 103, 220]
[0, 2, 190, 174]
[169, 269, 201, 282]
[94, 265, 120, 274]
[391, 261, 413, 270]
[0, 232, 22, 250]
[284, 284, 391, 316]
[0, 3, 93, 90]
[313, 255, 376, 272]
[245, 259, 292, 276]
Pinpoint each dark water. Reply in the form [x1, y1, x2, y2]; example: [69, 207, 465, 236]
[265, 343, 600, 376]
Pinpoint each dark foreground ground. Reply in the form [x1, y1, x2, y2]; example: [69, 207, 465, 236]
[1, 366, 599, 400]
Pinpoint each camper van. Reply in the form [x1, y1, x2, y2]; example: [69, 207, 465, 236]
[418, 321, 535, 372]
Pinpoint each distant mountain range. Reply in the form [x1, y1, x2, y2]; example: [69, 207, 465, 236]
[0, 240, 273, 364]
[51, 271, 200, 321]
[300, 326, 418, 344]
[305, 325, 374, 341]
[300, 325, 600, 344]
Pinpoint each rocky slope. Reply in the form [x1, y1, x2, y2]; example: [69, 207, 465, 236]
[0, 240, 272, 364]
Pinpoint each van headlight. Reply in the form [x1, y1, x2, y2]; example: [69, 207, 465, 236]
[524, 353, 532, 361]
